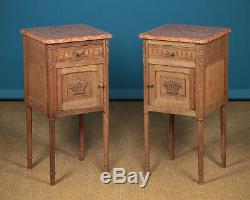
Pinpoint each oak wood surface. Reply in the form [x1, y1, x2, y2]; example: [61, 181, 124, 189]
[141, 24, 229, 184]
[22, 25, 111, 185]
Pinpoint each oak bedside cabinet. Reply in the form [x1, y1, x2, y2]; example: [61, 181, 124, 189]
[139, 24, 231, 184]
[21, 24, 111, 185]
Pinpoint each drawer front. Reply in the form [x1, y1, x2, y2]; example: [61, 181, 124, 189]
[57, 64, 103, 111]
[148, 64, 194, 112]
[56, 42, 103, 63]
[148, 44, 196, 62]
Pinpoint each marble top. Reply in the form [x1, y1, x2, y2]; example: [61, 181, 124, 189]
[139, 24, 230, 44]
[21, 24, 112, 44]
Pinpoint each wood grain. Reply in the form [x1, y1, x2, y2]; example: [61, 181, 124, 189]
[21, 24, 111, 185]
[140, 24, 230, 184]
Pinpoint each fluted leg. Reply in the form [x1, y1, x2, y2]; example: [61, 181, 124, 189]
[220, 105, 227, 168]
[79, 114, 84, 161]
[197, 118, 204, 184]
[26, 106, 32, 169]
[144, 112, 150, 172]
[103, 111, 109, 171]
[168, 114, 174, 160]
[49, 119, 56, 185]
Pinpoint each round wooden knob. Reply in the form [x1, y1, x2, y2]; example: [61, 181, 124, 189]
[148, 83, 154, 88]
[170, 52, 175, 57]
[98, 82, 104, 89]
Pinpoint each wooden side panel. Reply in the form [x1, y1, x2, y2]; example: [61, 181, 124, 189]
[205, 59, 225, 114]
[205, 36, 226, 65]
[24, 36, 47, 114]
[204, 36, 227, 114]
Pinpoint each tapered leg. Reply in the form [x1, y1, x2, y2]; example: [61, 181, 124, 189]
[79, 114, 84, 161]
[49, 119, 56, 185]
[103, 111, 109, 171]
[26, 106, 32, 169]
[197, 118, 204, 184]
[168, 114, 174, 160]
[220, 105, 227, 168]
[144, 112, 150, 172]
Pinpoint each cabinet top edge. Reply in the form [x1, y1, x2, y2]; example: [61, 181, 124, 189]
[21, 24, 112, 44]
[139, 24, 230, 44]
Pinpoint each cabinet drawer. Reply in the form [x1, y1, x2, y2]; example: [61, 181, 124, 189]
[56, 41, 103, 63]
[147, 42, 196, 68]
[57, 64, 103, 111]
[148, 44, 195, 61]
[148, 64, 195, 115]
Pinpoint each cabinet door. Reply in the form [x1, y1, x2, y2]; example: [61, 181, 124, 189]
[148, 64, 195, 114]
[57, 64, 103, 111]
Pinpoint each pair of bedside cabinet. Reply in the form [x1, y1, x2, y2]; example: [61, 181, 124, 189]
[21, 24, 230, 185]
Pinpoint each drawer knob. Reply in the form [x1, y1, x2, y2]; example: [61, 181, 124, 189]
[170, 52, 175, 57]
[76, 51, 84, 57]
[98, 82, 104, 89]
[148, 83, 154, 88]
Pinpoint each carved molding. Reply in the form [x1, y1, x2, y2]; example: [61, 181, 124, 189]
[149, 44, 195, 61]
[69, 80, 88, 95]
[57, 46, 103, 62]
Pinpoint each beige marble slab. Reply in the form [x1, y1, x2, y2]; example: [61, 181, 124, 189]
[21, 24, 112, 44]
[139, 24, 231, 44]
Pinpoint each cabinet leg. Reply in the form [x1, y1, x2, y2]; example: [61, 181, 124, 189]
[49, 119, 56, 185]
[220, 105, 227, 168]
[79, 114, 84, 161]
[103, 111, 109, 172]
[144, 112, 150, 172]
[168, 114, 174, 160]
[26, 106, 32, 169]
[197, 118, 204, 184]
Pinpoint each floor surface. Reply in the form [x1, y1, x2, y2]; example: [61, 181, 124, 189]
[0, 101, 250, 200]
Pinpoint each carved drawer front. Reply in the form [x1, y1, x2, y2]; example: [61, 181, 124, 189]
[148, 44, 196, 67]
[57, 64, 103, 111]
[148, 64, 194, 112]
[56, 42, 103, 63]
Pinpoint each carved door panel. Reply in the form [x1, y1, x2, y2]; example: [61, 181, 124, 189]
[148, 64, 194, 111]
[57, 64, 103, 111]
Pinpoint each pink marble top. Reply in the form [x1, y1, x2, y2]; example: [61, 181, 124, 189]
[139, 24, 231, 44]
[21, 24, 112, 44]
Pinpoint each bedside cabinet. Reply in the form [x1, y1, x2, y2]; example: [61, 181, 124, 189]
[21, 24, 111, 185]
[139, 24, 231, 184]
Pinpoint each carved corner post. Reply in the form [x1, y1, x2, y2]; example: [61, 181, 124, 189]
[195, 45, 206, 184]
[220, 35, 229, 168]
[143, 40, 150, 172]
[103, 40, 109, 172]
[47, 45, 57, 185]
[79, 114, 84, 161]
[168, 114, 174, 160]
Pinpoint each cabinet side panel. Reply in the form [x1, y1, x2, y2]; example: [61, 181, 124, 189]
[24, 36, 47, 114]
[205, 60, 225, 114]
[204, 36, 227, 114]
